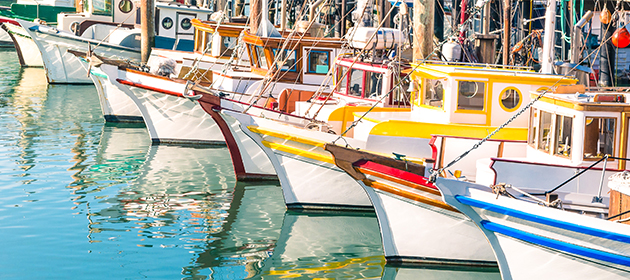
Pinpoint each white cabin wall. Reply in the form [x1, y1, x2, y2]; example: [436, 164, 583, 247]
[488, 82, 532, 128]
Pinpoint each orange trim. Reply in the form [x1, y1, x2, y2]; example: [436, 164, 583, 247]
[363, 180, 456, 212]
[356, 167, 441, 196]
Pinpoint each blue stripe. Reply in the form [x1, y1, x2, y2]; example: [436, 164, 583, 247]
[481, 220, 630, 267]
[455, 195, 630, 244]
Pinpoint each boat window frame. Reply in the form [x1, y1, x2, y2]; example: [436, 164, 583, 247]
[455, 80, 486, 112]
[92, 0, 113, 16]
[583, 117, 617, 160]
[537, 110, 553, 153]
[554, 114, 573, 158]
[272, 48, 298, 72]
[528, 108, 538, 147]
[305, 49, 331, 75]
[255, 46, 269, 69]
[421, 78, 445, 108]
[498, 87, 522, 112]
[335, 65, 350, 94]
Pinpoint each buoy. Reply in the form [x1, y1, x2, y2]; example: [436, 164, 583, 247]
[612, 27, 630, 48]
[600, 6, 612, 25]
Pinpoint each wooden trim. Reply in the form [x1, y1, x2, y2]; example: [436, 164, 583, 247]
[363, 180, 456, 212]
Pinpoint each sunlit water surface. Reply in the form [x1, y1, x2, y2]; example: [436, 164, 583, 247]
[0, 50, 500, 279]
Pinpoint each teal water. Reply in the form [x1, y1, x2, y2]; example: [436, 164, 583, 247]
[0, 49, 500, 279]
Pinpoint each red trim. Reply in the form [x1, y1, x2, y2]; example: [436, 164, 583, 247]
[429, 136, 438, 162]
[116, 78, 185, 98]
[0, 18, 19, 26]
[353, 160, 437, 190]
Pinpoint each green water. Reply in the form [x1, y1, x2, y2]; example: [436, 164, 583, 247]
[0, 49, 500, 279]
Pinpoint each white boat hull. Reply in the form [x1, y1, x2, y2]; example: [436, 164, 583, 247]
[19, 19, 140, 84]
[2, 21, 43, 67]
[90, 65, 144, 122]
[438, 178, 630, 280]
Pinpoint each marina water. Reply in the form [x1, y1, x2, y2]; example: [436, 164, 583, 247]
[0, 49, 499, 279]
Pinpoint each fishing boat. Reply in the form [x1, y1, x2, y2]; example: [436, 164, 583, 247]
[473, 86, 630, 207]
[436, 175, 630, 280]
[193, 60, 575, 211]
[80, 18, 249, 124]
[0, 0, 76, 66]
[19, 1, 215, 84]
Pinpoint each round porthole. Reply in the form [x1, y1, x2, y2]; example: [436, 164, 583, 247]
[181, 18, 192, 30]
[499, 87, 522, 112]
[118, 0, 133, 13]
[162, 17, 173, 30]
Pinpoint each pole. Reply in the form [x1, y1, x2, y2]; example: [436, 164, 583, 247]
[540, 0, 556, 73]
[600, 16, 616, 86]
[141, 0, 155, 64]
[413, 0, 435, 60]
[502, 0, 510, 65]
[341, 0, 347, 36]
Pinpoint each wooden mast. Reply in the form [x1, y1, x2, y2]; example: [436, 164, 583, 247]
[502, 0, 510, 65]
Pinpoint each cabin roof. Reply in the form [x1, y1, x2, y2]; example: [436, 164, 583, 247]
[533, 89, 630, 112]
[411, 62, 576, 84]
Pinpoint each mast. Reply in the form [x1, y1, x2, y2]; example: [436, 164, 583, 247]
[502, 0, 510, 65]
[540, 0, 556, 73]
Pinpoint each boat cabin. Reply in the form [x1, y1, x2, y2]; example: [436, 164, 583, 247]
[410, 62, 577, 127]
[333, 56, 412, 107]
[191, 18, 247, 59]
[241, 30, 344, 84]
[57, 0, 214, 51]
[527, 88, 630, 170]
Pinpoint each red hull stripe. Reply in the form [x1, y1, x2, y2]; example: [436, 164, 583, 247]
[0, 18, 19, 26]
[116, 78, 185, 98]
[353, 160, 437, 190]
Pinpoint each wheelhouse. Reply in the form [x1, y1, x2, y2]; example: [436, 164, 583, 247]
[527, 88, 630, 170]
[333, 57, 412, 107]
[410, 62, 577, 127]
[241, 30, 343, 84]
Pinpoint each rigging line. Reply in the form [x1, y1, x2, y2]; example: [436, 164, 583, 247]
[184, 2, 234, 81]
[332, 0, 497, 143]
[241, 0, 331, 109]
[308, 0, 404, 120]
[89, 6, 137, 53]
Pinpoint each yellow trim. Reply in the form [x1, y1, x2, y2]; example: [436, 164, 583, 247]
[262, 141, 335, 164]
[417, 104, 446, 111]
[453, 109, 488, 115]
[485, 80, 494, 126]
[498, 87, 523, 113]
[369, 120, 527, 140]
[248, 126, 326, 148]
[326, 106, 410, 132]
[264, 255, 385, 277]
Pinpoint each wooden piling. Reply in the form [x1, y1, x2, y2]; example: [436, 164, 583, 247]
[141, 0, 155, 64]
[413, 0, 435, 60]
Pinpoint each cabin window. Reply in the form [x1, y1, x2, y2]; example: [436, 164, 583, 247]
[181, 18, 192, 30]
[256, 46, 268, 69]
[499, 87, 521, 111]
[272, 49, 297, 72]
[92, 0, 112, 16]
[457, 81, 485, 111]
[162, 17, 173, 29]
[307, 50, 330, 74]
[336, 66, 349, 94]
[554, 115, 573, 157]
[528, 108, 538, 146]
[422, 79, 444, 108]
[349, 69, 365, 97]
[365, 72, 384, 99]
[118, 0, 133, 13]
[537, 111, 552, 152]
[584, 117, 616, 159]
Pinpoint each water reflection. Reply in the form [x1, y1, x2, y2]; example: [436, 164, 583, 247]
[383, 265, 501, 279]
[260, 211, 385, 279]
